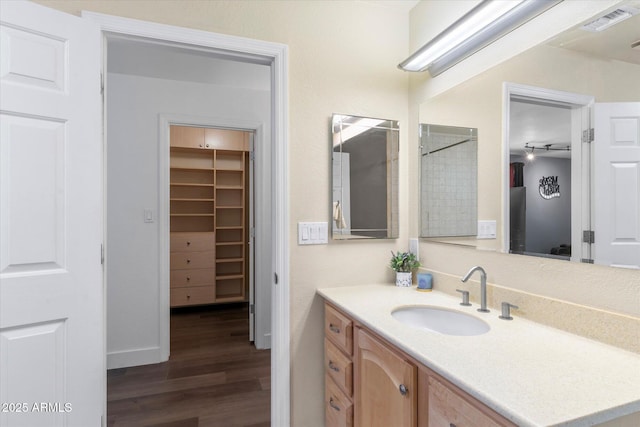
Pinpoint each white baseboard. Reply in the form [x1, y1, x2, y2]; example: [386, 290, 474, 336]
[107, 346, 166, 370]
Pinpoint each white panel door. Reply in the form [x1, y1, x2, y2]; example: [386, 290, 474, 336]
[593, 103, 640, 268]
[0, 2, 104, 426]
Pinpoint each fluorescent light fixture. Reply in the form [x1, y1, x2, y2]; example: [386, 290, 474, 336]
[399, 0, 562, 76]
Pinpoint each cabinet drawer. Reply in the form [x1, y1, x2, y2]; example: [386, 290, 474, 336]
[428, 375, 514, 427]
[170, 268, 215, 288]
[170, 286, 215, 307]
[325, 338, 353, 397]
[325, 375, 353, 427]
[325, 304, 353, 356]
[170, 232, 215, 252]
[170, 251, 216, 270]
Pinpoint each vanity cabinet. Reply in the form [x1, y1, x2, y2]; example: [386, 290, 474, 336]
[170, 125, 250, 307]
[323, 301, 516, 427]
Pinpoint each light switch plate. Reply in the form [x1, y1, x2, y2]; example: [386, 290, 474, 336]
[298, 222, 328, 245]
[477, 220, 496, 239]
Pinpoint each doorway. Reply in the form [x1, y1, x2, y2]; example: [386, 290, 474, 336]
[85, 10, 291, 426]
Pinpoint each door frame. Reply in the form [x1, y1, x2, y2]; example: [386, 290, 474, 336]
[83, 12, 290, 426]
[502, 82, 593, 262]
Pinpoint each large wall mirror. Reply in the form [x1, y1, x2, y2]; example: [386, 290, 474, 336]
[419, 2, 640, 268]
[332, 114, 399, 239]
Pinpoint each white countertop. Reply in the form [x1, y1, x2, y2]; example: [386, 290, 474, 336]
[317, 284, 640, 427]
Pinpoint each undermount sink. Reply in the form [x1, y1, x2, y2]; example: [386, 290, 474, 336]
[391, 305, 490, 336]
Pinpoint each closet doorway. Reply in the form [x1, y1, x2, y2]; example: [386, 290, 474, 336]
[105, 35, 272, 365]
[169, 125, 255, 337]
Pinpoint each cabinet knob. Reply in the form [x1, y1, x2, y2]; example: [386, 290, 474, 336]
[205, 144, 210, 148]
[399, 384, 408, 396]
[186, 259, 191, 264]
[199, 144, 203, 147]
[328, 361, 340, 372]
[187, 295, 191, 299]
[186, 276, 191, 281]
[328, 324, 340, 334]
[186, 241, 191, 246]
[329, 398, 340, 412]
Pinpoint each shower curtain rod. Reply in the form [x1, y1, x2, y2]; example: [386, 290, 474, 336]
[421, 138, 472, 156]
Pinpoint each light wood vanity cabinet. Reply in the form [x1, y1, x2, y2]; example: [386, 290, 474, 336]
[170, 125, 250, 307]
[323, 302, 516, 427]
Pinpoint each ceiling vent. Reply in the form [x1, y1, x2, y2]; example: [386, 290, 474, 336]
[581, 5, 640, 32]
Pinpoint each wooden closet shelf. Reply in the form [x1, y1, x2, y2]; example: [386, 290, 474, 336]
[170, 213, 215, 217]
[170, 198, 215, 202]
[216, 185, 243, 190]
[216, 241, 243, 246]
[215, 226, 243, 230]
[170, 166, 215, 172]
[170, 183, 215, 187]
[216, 257, 244, 263]
[216, 205, 243, 209]
[216, 274, 244, 280]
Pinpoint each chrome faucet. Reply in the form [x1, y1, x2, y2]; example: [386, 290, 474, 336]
[461, 266, 490, 313]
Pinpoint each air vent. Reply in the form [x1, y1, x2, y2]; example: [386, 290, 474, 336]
[581, 6, 640, 32]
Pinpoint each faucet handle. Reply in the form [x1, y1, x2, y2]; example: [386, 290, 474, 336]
[499, 302, 519, 320]
[455, 289, 471, 306]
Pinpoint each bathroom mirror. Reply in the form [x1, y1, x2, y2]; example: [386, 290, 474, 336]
[331, 114, 399, 239]
[419, 124, 477, 238]
[418, 5, 640, 267]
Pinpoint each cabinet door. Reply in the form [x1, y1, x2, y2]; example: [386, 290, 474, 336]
[170, 125, 205, 149]
[355, 328, 417, 427]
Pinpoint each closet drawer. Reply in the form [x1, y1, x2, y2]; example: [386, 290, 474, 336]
[325, 304, 353, 356]
[170, 268, 215, 288]
[170, 232, 215, 252]
[170, 286, 215, 307]
[170, 251, 216, 270]
[325, 338, 353, 397]
[325, 375, 353, 427]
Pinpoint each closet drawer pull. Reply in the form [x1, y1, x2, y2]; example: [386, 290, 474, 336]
[186, 259, 191, 264]
[328, 361, 340, 372]
[329, 398, 340, 412]
[186, 241, 191, 246]
[329, 324, 340, 334]
[399, 384, 408, 396]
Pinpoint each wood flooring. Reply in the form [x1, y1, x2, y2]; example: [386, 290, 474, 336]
[107, 303, 270, 427]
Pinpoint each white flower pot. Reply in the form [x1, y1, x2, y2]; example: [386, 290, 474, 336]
[395, 271, 412, 287]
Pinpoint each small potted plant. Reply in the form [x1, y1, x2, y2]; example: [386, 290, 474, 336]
[389, 251, 420, 287]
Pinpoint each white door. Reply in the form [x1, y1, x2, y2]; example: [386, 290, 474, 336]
[593, 102, 640, 268]
[0, 2, 104, 427]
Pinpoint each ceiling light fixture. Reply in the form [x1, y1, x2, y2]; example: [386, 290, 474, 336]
[398, 0, 562, 76]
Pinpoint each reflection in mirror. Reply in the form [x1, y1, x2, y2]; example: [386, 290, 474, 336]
[508, 97, 572, 260]
[331, 114, 399, 239]
[419, 124, 477, 238]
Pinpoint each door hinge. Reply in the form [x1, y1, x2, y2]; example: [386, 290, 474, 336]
[250, 227, 256, 238]
[100, 71, 104, 95]
[583, 230, 595, 244]
[581, 258, 594, 264]
[249, 304, 255, 314]
[250, 151, 255, 161]
[582, 128, 594, 143]
[101, 244, 104, 265]
[274, 273, 278, 285]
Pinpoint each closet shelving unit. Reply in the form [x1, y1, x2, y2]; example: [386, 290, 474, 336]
[169, 125, 249, 307]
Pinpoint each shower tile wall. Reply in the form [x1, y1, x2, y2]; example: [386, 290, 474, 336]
[421, 132, 477, 237]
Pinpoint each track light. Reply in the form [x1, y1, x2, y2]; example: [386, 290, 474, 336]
[398, 0, 562, 76]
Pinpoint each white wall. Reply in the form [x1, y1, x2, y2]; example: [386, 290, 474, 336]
[106, 72, 270, 368]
